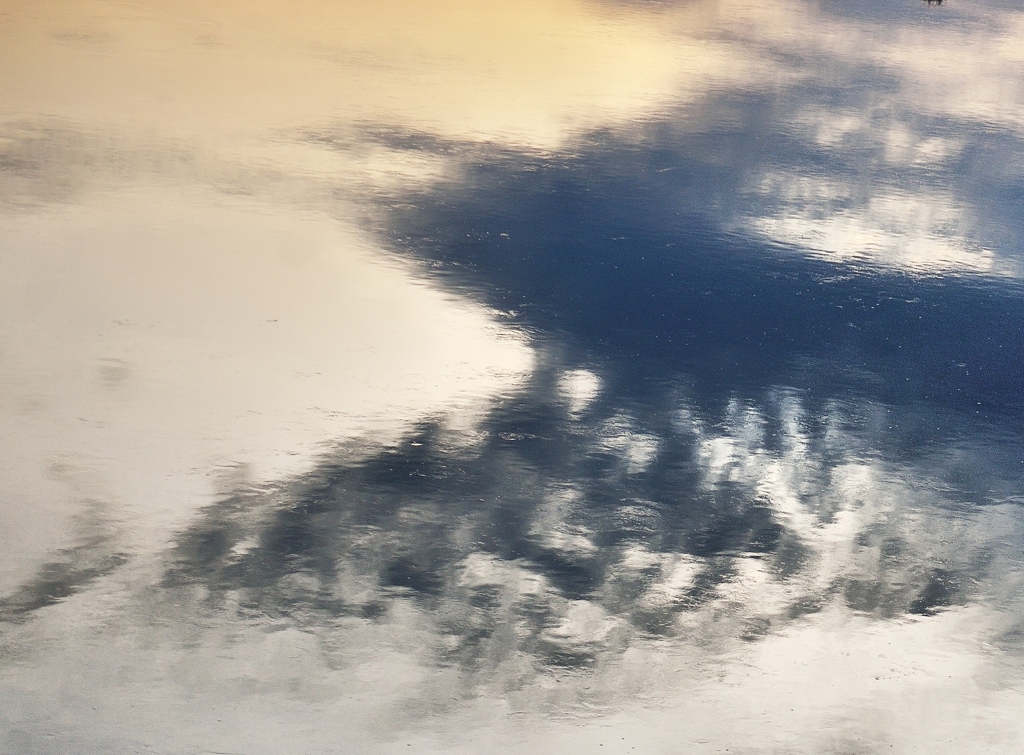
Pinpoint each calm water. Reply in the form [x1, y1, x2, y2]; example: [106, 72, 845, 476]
[2, 0, 1024, 752]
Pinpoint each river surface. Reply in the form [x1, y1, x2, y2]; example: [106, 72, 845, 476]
[2, 1, 1024, 752]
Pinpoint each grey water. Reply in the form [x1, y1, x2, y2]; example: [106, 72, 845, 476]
[2, 0, 1024, 752]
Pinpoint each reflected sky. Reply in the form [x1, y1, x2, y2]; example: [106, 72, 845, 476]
[3, 0, 1024, 753]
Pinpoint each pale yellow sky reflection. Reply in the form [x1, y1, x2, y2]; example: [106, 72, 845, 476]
[0, 0, 743, 150]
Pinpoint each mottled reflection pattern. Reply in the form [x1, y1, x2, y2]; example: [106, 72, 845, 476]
[3, 0, 1024, 752]
[162, 361, 1021, 672]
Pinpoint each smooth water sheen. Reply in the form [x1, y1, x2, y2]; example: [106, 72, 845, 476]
[2, 0, 1024, 752]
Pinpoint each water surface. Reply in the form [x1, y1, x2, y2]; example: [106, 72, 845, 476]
[2, 0, 1024, 752]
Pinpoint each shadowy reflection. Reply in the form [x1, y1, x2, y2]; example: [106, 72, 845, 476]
[161, 345, 1018, 675]
[146, 106, 1024, 677]
[0, 508, 126, 624]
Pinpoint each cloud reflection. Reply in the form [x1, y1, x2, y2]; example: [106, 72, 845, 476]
[156, 355, 1020, 674]
[3, 0, 1024, 751]
[10, 352, 1007, 752]
[4, 0, 1024, 278]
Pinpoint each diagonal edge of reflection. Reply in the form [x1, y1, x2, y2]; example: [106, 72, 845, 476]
[152, 349, 1019, 685]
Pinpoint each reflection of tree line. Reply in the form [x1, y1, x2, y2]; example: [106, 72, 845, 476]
[0, 500, 127, 624]
[157, 354, 981, 674]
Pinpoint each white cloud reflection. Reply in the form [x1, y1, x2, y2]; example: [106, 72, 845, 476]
[746, 175, 1000, 275]
[3, 375, 1024, 752]
[3, 0, 1024, 751]
[558, 368, 602, 417]
[3, 0, 1023, 278]
[722, 1, 1024, 275]
[0, 188, 533, 593]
